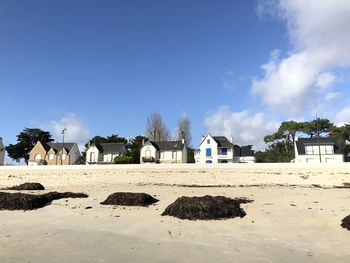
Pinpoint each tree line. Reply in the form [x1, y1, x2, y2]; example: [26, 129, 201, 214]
[5, 113, 194, 164]
[256, 118, 350, 162]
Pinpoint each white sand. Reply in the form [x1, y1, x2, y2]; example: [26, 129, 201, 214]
[1, 164, 350, 262]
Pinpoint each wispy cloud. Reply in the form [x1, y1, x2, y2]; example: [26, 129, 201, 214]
[42, 113, 91, 151]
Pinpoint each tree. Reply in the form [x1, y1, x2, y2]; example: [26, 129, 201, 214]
[301, 118, 334, 138]
[255, 141, 294, 163]
[126, 135, 146, 164]
[329, 124, 350, 161]
[6, 128, 53, 164]
[177, 115, 192, 147]
[264, 121, 302, 156]
[145, 113, 170, 142]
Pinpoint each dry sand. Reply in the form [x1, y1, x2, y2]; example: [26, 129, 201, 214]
[1, 163, 350, 262]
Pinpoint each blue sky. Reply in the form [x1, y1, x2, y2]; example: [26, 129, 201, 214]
[1, 0, 350, 156]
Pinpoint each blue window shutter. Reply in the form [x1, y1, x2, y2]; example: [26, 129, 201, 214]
[206, 148, 211, 157]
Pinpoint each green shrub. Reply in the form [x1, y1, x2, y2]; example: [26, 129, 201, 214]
[114, 155, 133, 164]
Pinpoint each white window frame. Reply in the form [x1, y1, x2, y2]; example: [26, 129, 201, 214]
[325, 145, 334, 155]
[34, 154, 42, 160]
[172, 151, 177, 159]
[48, 153, 55, 160]
[305, 146, 313, 155]
[61, 153, 66, 160]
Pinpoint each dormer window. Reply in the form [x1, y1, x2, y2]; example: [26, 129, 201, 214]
[207, 139, 210, 144]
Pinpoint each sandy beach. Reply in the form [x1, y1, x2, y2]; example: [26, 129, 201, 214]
[1, 164, 350, 262]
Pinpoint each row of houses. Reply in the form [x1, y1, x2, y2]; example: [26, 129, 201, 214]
[0, 134, 345, 166]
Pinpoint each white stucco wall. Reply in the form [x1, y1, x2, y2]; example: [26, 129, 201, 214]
[197, 135, 219, 164]
[86, 146, 100, 164]
[0, 138, 5, 166]
[140, 144, 157, 163]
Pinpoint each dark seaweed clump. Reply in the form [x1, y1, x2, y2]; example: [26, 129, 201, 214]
[101, 192, 158, 207]
[0, 191, 88, 210]
[162, 195, 252, 220]
[341, 215, 350, 230]
[6, 182, 45, 191]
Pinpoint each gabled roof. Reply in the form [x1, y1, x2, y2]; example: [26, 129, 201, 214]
[98, 143, 126, 154]
[48, 142, 76, 153]
[212, 136, 233, 148]
[143, 140, 185, 151]
[155, 141, 185, 151]
[295, 137, 342, 155]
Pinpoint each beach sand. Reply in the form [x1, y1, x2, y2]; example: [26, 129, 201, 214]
[1, 164, 350, 262]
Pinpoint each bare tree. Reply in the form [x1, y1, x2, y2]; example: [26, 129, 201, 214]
[177, 115, 192, 147]
[146, 113, 170, 142]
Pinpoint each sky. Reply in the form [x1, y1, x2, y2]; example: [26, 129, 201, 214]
[1, 0, 350, 161]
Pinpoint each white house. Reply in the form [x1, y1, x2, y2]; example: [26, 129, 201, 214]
[140, 139, 187, 164]
[194, 134, 255, 164]
[86, 143, 127, 164]
[0, 137, 5, 166]
[294, 137, 343, 164]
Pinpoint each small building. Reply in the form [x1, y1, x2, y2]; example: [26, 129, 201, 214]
[86, 143, 127, 164]
[140, 139, 187, 164]
[294, 137, 343, 163]
[28, 141, 81, 166]
[194, 134, 255, 164]
[0, 137, 5, 166]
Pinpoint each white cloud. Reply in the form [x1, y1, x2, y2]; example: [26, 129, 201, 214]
[42, 113, 91, 151]
[325, 92, 342, 102]
[254, 0, 350, 116]
[335, 106, 350, 126]
[204, 106, 279, 150]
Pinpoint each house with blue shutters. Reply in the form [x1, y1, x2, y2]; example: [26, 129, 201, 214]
[194, 134, 255, 164]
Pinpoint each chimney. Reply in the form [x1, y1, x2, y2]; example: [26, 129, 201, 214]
[230, 135, 234, 144]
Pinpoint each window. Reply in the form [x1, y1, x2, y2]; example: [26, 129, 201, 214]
[207, 139, 210, 144]
[172, 151, 177, 159]
[34, 154, 41, 160]
[206, 160, 212, 164]
[48, 153, 54, 160]
[145, 150, 151, 157]
[90, 152, 95, 162]
[221, 148, 227, 155]
[305, 146, 313, 155]
[206, 148, 212, 157]
[61, 154, 66, 160]
[325, 145, 334, 154]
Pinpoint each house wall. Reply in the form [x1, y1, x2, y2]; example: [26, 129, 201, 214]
[68, 144, 81, 165]
[102, 153, 120, 163]
[86, 146, 100, 164]
[198, 135, 219, 164]
[233, 156, 256, 163]
[295, 143, 344, 164]
[140, 144, 157, 163]
[0, 138, 5, 166]
[159, 150, 183, 163]
[28, 142, 47, 166]
[46, 148, 57, 165]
